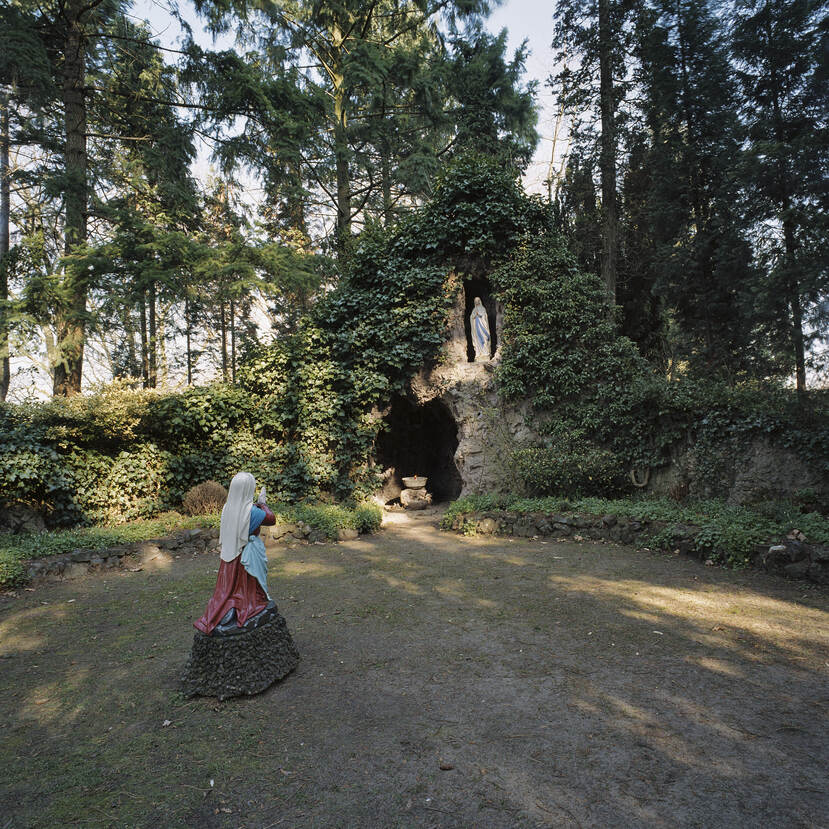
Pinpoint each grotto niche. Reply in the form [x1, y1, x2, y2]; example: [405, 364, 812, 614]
[375, 396, 463, 504]
[463, 277, 497, 362]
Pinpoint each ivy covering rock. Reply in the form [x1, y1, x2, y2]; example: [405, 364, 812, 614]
[442, 494, 829, 579]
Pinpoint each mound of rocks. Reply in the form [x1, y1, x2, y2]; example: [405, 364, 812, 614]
[757, 538, 829, 585]
[181, 609, 300, 700]
[265, 521, 329, 544]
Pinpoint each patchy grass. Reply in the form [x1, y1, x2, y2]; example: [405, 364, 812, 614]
[0, 512, 221, 589]
[442, 494, 829, 567]
[0, 502, 383, 589]
[1, 518, 827, 827]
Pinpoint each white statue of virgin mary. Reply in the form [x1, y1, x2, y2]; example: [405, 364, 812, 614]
[470, 296, 491, 362]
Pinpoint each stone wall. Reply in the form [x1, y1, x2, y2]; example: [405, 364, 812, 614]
[446, 510, 829, 586]
[648, 436, 828, 507]
[24, 528, 220, 583]
[22, 523, 361, 585]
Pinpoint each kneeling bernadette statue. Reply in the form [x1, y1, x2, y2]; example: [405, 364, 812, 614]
[181, 472, 300, 700]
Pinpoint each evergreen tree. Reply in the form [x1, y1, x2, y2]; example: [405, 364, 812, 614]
[187, 0, 536, 251]
[552, 0, 637, 302]
[0, 3, 59, 398]
[732, 0, 828, 392]
[632, 0, 762, 379]
[555, 152, 602, 278]
[442, 28, 538, 168]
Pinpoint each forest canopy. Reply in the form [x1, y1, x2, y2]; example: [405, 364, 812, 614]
[0, 0, 825, 400]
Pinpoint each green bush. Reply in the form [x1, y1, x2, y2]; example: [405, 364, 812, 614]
[513, 444, 628, 497]
[181, 481, 228, 516]
[1, 152, 825, 529]
[491, 232, 829, 495]
[353, 502, 383, 534]
[0, 427, 82, 526]
[275, 501, 382, 540]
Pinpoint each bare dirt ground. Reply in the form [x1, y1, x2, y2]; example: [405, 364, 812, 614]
[1, 509, 828, 828]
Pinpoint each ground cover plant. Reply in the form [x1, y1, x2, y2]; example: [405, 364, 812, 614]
[1, 154, 825, 535]
[0, 156, 549, 525]
[442, 494, 829, 567]
[0, 502, 382, 589]
[492, 233, 829, 494]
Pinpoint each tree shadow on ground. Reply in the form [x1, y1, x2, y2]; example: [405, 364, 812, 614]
[0, 520, 827, 827]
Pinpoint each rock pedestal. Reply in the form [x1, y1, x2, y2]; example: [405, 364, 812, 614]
[181, 610, 300, 700]
[400, 488, 432, 510]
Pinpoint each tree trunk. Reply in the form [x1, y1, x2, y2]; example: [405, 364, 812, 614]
[332, 28, 351, 252]
[120, 303, 138, 379]
[0, 94, 10, 401]
[185, 294, 192, 386]
[220, 299, 228, 381]
[158, 300, 167, 387]
[230, 297, 236, 384]
[53, 0, 89, 396]
[140, 294, 149, 387]
[598, 0, 617, 304]
[381, 150, 392, 227]
[766, 15, 806, 395]
[380, 83, 392, 225]
[147, 279, 157, 388]
[675, 0, 706, 228]
[547, 97, 566, 203]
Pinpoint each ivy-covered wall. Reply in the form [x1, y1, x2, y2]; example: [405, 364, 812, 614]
[493, 232, 828, 502]
[0, 156, 548, 525]
[1, 154, 826, 527]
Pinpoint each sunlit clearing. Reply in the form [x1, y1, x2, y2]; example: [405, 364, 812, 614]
[21, 666, 91, 726]
[547, 575, 829, 658]
[433, 578, 498, 608]
[0, 605, 68, 656]
[369, 571, 424, 595]
[277, 561, 344, 578]
[689, 656, 745, 678]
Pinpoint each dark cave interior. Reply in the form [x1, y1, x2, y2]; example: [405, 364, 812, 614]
[375, 396, 463, 502]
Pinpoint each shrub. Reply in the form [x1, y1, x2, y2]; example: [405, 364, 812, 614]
[0, 428, 82, 527]
[353, 502, 383, 534]
[513, 442, 628, 497]
[181, 481, 228, 515]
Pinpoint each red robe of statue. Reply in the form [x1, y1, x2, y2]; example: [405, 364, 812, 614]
[194, 505, 275, 634]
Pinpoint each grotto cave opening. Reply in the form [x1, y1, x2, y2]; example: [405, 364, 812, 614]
[375, 396, 463, 503]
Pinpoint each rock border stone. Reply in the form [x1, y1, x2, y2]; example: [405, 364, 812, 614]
[446, 510, 829, 586]
[23, 527, 220, 584]
[21, 522, 369, 586]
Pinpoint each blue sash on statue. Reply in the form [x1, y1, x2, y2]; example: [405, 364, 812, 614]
[241, 534, 270, 599]
[474, 316, 490, 348]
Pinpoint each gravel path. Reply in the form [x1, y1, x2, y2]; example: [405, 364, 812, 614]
[1, 510, 827, 828]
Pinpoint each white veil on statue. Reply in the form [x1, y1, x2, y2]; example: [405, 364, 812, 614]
[219, 472, 256, 562]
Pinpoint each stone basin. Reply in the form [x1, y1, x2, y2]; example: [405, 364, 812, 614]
[402, 476, 427, 489]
